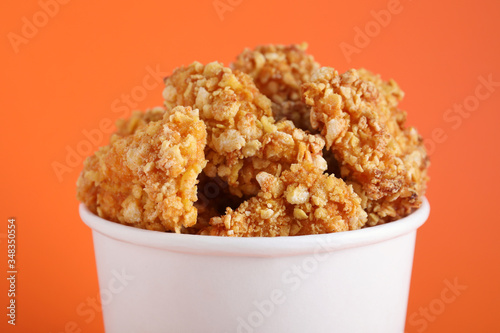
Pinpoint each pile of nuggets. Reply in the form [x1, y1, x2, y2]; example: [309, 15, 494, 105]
[77, 43, 429, 237]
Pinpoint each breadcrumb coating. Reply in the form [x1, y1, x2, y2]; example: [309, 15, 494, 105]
[302, 68, 429, 225]
[111, 107, 248, 229]
[76, 106, 207, 232]
[232, 43, 319, 132]
[77, 45, 430, 235]
[200, 162, 367, 237]
[357, 68, 404, 112]
[226, 119, 327, 197]
[356, 69, 429, 225]
[114, 107, 165, 137]
[163, 61, 326, 197]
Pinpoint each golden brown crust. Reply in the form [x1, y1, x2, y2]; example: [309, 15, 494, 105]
[76, 106, 207, 232]
[226, 119, 327, 197]
[163, 62, 326, 197]
[200, 162, 367, 237]
[163, 61, 273, 160]
[302, 68, 429, 225]
[232, 43, 319, 132]
[77, 48, 430, 235]
[356, 69, 429, 225]
[110, 106, 242, 228]
[114, 107, 165, 137]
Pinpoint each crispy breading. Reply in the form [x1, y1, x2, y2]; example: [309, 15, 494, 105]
[302, 68, 429, 225]
[225, 119, 327, 197]
[357, 68, 404, 112]
[110, 107, 249, 228]
[77, 47, 431, 235]
[76, 106, 207, 232]
[163, 61, 273, 160]
[200, 162, 367, 237]
[232, 43, 319, 132]
[163, 62, 326, 197]
[114, 107, 165, 137]
[356, 69, 429, 225]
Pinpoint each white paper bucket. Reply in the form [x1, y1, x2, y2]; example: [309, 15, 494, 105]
[79, 198, 429, 333]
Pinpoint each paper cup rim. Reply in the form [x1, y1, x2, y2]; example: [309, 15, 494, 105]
[79, 197, 429, 258]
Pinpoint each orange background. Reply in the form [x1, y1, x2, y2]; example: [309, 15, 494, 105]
[1, 0, 499, 332]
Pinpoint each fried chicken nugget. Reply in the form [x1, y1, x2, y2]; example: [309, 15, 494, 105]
[200, 162, 367, 237]
[302, 68, 429, 225]
[232, 43, 319, 131]
[76, 106, 207, 232]
[163, 61, 273, 162]
[357, 68, 429, 218]
[163, 62, 326, 197]
[112, 106, 227, 232]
